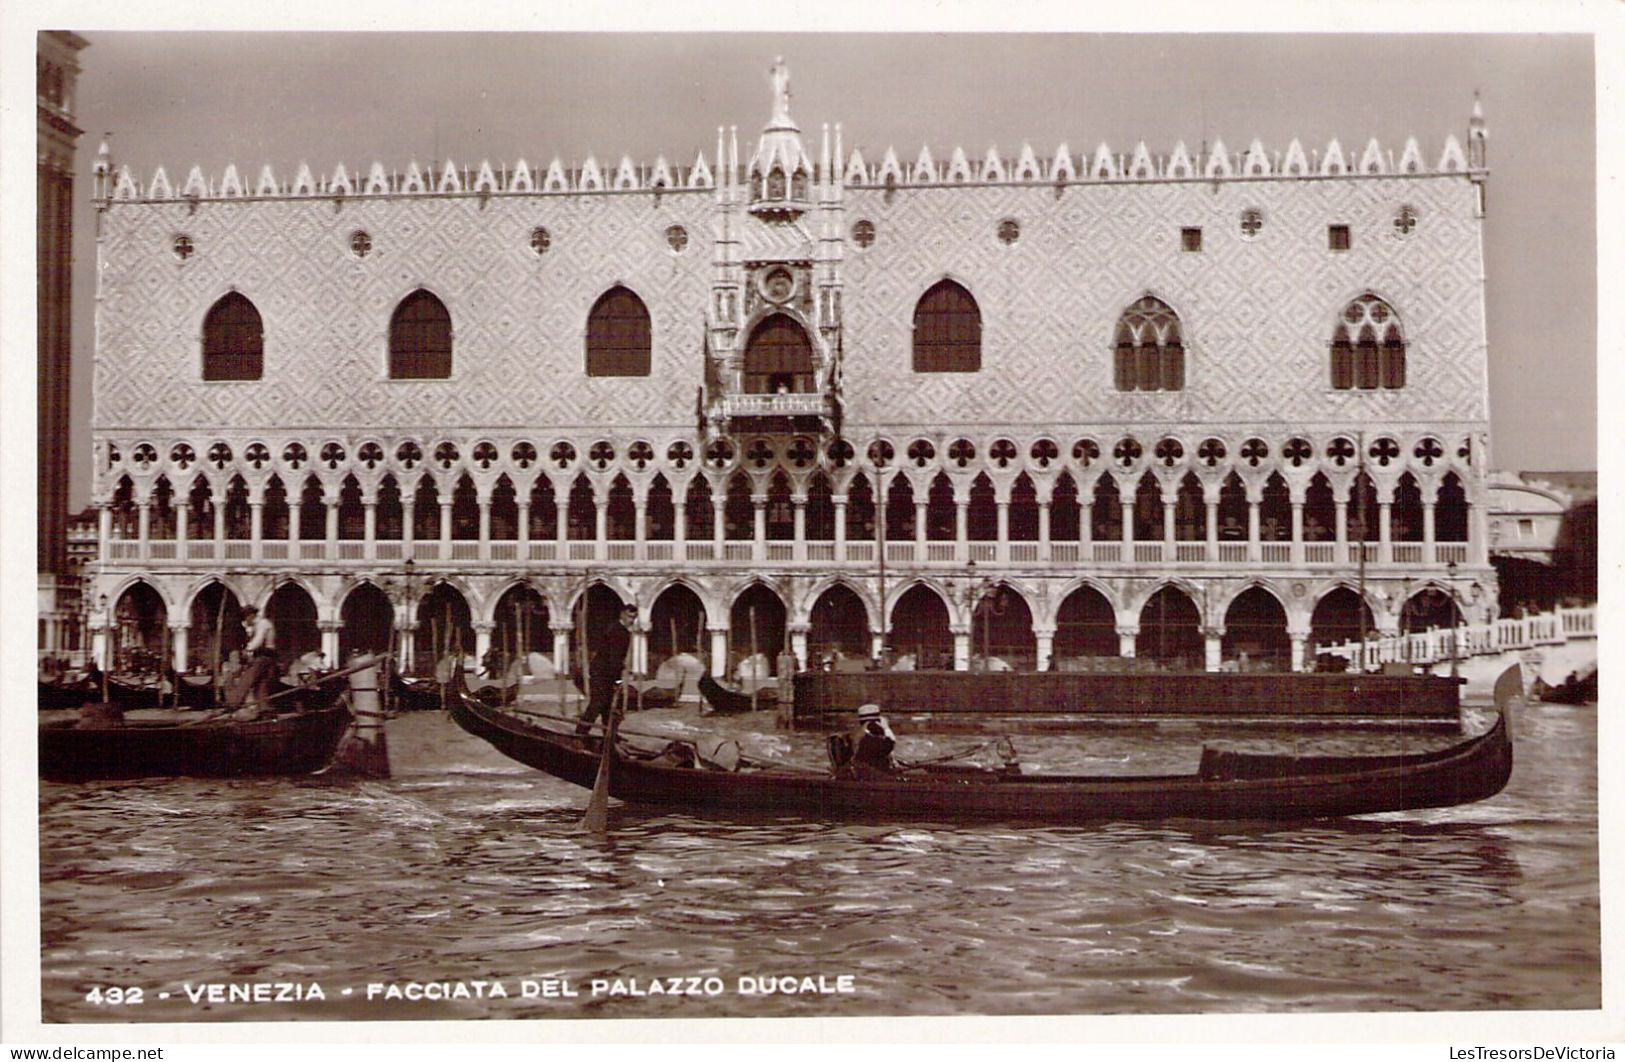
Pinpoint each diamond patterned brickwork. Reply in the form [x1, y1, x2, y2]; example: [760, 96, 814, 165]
[839, 175, 1488, 433]
[96, 191, 715, 437]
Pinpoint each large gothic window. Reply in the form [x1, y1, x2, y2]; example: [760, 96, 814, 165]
[912, 280, 981, 373]
[585, 286, 651, 377]
[202, 292, 264, 381]
[743, 314, 815, 393]
[1331, 294, 1406, 390]
[1113, 296, 1184, 392]
[389, 289, 452, 379]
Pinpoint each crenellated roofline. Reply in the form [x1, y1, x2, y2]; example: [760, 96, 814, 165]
[95, 133, 1484, 207]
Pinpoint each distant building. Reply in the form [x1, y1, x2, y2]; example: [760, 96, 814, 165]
[86, 60, 1497, 677]
[1488, 471, 1596, 611]
[37, 30, 88, 663]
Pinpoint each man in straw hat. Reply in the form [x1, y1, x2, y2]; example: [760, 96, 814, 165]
[851, 702, 897, 772]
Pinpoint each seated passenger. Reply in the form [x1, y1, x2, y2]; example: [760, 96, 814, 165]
[851, 702, 896, 772]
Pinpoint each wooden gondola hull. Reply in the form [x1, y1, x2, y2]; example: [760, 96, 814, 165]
[446, 692, 1512, 823]
[698, 672, 776, 715]
[40, 700, 353, 782]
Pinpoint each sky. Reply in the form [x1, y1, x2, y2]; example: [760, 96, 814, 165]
[49, 27, 1601, 508]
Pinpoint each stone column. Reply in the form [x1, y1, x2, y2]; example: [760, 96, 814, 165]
[789, 624, 809, 671]
[1289, 631, 1308, 673]
[1120, 500, 1135, 549]
[833, 495, 847, 562]
[1246, 500, 1261, 562]
[177, 500, 190, 556]
[952, 626, 972, 670]
[1290, 501, 1305, 565]
[793, 496, 807, 562]
[709, 626, 729, 677]
[1080, 501, 1093, 545]
[632, 624, 648, 678]
[1378, 501, 1393, 564]
[675, 496, 688, 548]
[402, 500, 415, 560]
[439, 500, 453, 554]
[594, 501, 608, 561]
[552, 626, 571, 676]
[1205, 498, 1219, 562]
[956, 499, 970, 562]
[1116, 625, 1138, 658]
[400, 623, 417, 675]
[517, 501, 531, 554]
[214, 499, 227, 547]
[326, 501, 340, 551]
[320, 621, 342, 669]
[473, 622, 493, 669]
[250, 501, 264, 561]
[138, 502, 151, 560]
[1473, 501, 1490, 565]
[996, 500, 1010, 563]
[712, 495, 725, 554]
[555, 497, 569, 550]
[1422, 500, 1437, 563]
[915, 501, 928, 552]
[1335, 499, 1349, 565]
[1034, 626, 1055, 672]
[1203, 627, 1223, 672]
[363, 501, 377, 560]
[1162, 500, 1176, 549]
[751, 494, 767, 561]
[1038, 502, 1052, 562]
[171, 622, 190, 673]
[478, 500, 492, 561]
[634, 500, 648, 561]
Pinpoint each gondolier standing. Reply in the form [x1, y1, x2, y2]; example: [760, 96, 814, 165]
[239, 606, 278, 715]
[576, 604, 637, 738]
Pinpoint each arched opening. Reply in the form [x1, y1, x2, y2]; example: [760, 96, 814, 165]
[847, 474, 876, 541]
[723, 473, 753, 540]
[730, 584, 787, 677]
[766, 471, 794, 541]
[266, 582, 321, 662]
[889, 584, 952, 669]
[1051, 471, 1080, 541]
[1133, 472, 1163, 540]
[1009, 474, 1039, 541]
[262, 476, 290, 540]
[1175, 472, 1204, 540]
[1261, 472, 1291, 541]
[1310, 587, 1376, 656]
[339, 582, 395, 662]
[1393, 473, 1424, 542]
[111, 582, 167, 672]
[1114, 295, 1184, 392]
[649, 584, 707, 670]
[1092, 474, 1122, 540]
[585, 286, 651, 377]
[1350, 471, 1379, 541]
[149, 477, 176, 539]
[413, 581, 473, 675]
[570, 584, 631, 681]
[529, 476, 558, 540]
[490, 584, 550, 673]
[808, 584, 871, 663]
[1054, 585, 1119, 662]
[1136, 585, 1202, 668]
[202, 292, 264, 381]
[885, 474, 915, 541]
[223, 476, 250, 540]
[685, 478, 715, 540]
[389, 289, 452, 379]
[1222, 587, 1290, 669]
[1217, 472, 1247, 541]
[188, 582, 244, 673]
[970, 584, 1036, 670]
[186, 477, 213, 539]
[451, 474, 479, 540]
[606, 474, 636, 540]
[1400, 587, 1462, 633]
[1437, 472, 1469, 541]
[646, 475, 675, 540]
[109, 477, 136, 540]
[805, 473, 835, 541]
[912, 279, 981, 373]
[298, 476, 325, 541]
[567, 475, 596, 540]
[412, 476, 439, 541]
[376, 475, 403, 540]
[742, 314, 815, 394]
[968, 472, 997, 541]
[490, 475, 518, 541]
[337, 475, 364, 540]
[1304, 473, 1335, 541]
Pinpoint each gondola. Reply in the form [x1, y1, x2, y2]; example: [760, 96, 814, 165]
[389, 669, 445, 711]
[698, 672, 777, 715]
[445, 685, 1513, 823]
[40, 681, 354, 782]
[1539, 669, 1596, 705]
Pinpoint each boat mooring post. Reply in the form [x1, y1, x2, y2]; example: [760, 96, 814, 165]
[334, 651, 391, 779]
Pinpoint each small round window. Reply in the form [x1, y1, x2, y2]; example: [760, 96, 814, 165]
[529, 226, 551, 256]
[1394, 205, 1418, 237]
[998, 218, 1020, 245]
[1240, 208, 1264, 239]
[666, 225, 689, 253]
[172, 234, 195, 261]
[851, 220, 876, 249]
[349, 230, 372, 258]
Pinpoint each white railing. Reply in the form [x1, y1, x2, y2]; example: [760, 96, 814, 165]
[528, 542, 557, 561]
[1051, 543, 1080, 563]
[927, 542, 958, 562]
[568, 542, 596, 561]
[847, 543, 875, 563]
[807, 542, 836, 561]
[1134, 542, 1163, 563]
[376, 541, 402, 561]
[723, 542, 752, 561]
[1305, 543, 1336, 564]
[887, 543, 915, 563]
[1092, 542, 1121, 563]
[149, 541, 176, 559]
[412, 542, 440, 562]
[1175, 543, 1206, 562]
[1392, 543, 1424, 563]
[687, 542, 716, 562]
[1260, 542, 1291, 564]
[1319, 605, 1597, 666]
[490, 542, 518, 561]
[1010, 543, 1040, 563]
[188, 542, 216, 561]
[607, 542, 636, 561]
[766, 542, 794, 561]
[263, 541, 288, 560]
[646, 542, 674, 561]
[1217, 543, 1247, 563]
[451, 542, 479, 560]
[338, 542, 366, 560]
[224, 542, 252, 560]
[969, 543, 996, 563]
[1436, 543, 1469, 564]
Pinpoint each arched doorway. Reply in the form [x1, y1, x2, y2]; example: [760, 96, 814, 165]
[112, 582, 167, 673]
[339, 582, 394, 662]
[414, 581, 473, 674]
[889, 583, 952, 669]
[1054, 585, 1118, 662]
[1222, 587, 1290, 669]
[1136, 585, 1202, 668]
[730, 584, 787, 677]
[742, 314, 815, 394]
[970, 584, 1036, 670]
[1400, 587, 1462, 633]
[266, 582, 321, 662]
[808, 584, 871, 664]
[570, 583, 630, 680]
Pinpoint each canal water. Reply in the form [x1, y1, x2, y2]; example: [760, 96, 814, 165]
[35, 699, 1598, 1024]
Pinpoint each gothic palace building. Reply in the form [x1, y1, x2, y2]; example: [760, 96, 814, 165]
[85, 62, 1497, 679]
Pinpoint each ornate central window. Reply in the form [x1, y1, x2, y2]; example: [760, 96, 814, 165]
[1113, 296, 1184, 392]
[1331, 294, 1406, 390]
[743, 314, 814, 393]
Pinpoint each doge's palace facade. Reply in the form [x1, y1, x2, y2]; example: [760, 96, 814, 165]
[86, 62, 1496, 679]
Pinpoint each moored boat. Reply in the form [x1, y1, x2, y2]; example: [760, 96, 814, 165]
[40, 681, 353, 782]
[698, 672, 777, 715]
[445, 686, 1513, 823]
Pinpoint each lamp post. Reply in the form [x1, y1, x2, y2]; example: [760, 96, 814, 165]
[954, 561, 1001, 671]
[1446, 559, 1461, 680]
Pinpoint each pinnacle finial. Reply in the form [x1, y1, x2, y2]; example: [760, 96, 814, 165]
[769, 57, 792, 126]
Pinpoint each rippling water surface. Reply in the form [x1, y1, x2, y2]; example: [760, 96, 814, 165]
[37, 700, 1598, 1023]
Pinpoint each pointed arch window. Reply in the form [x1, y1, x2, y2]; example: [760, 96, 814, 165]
[389, 289, 452, 379]
[202, 292, 264, 381]
[912, 280, 981, 373]
[1331, 294, 1405, 390]
[743, 314, 814, 393]
[586, 286, 652, 377]
[1113, 296, 1183, 392]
